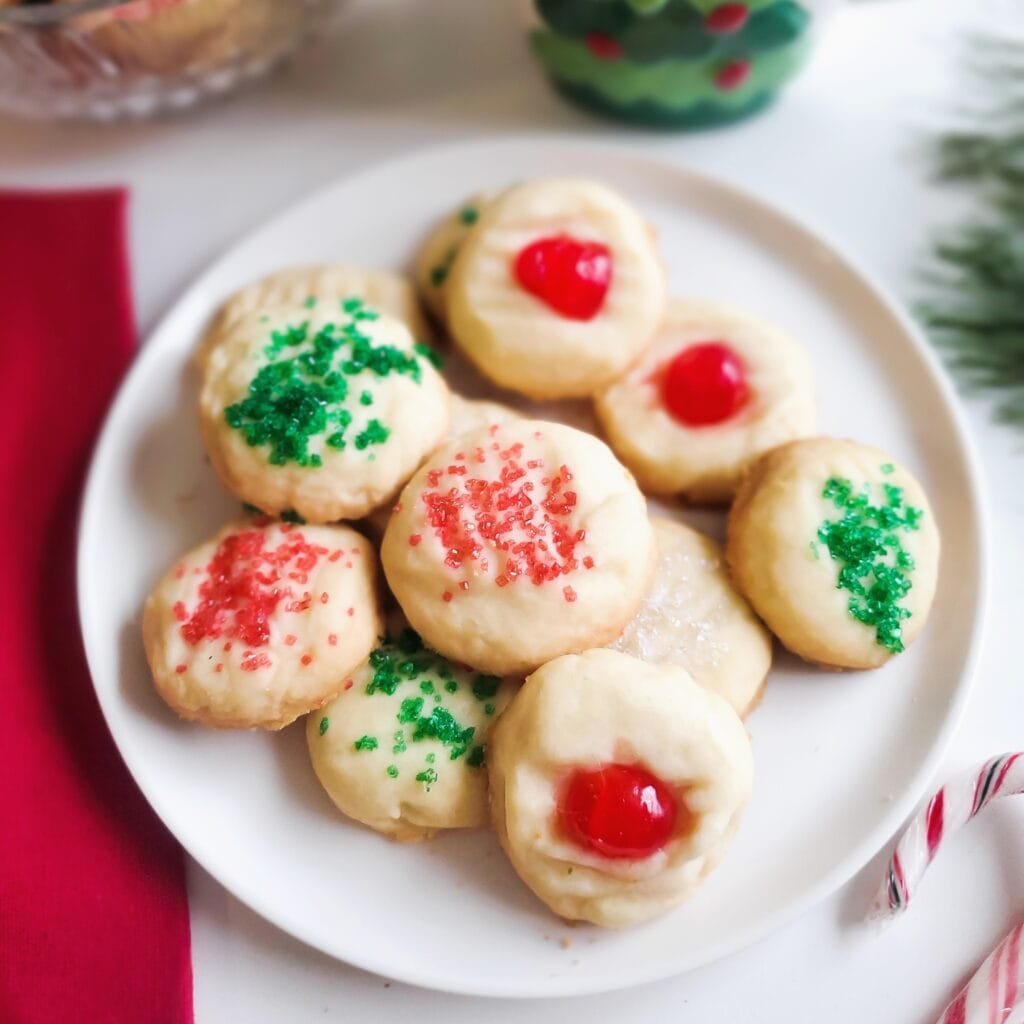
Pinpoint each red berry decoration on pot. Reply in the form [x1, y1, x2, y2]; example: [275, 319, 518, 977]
[585, 32, 624, 61]
[662, 341, 749, 427]
[559, 763, 682, 859]
[714, 58, 752, 91]
[705, 2, 749, 34]
[514, 235, 613, 321]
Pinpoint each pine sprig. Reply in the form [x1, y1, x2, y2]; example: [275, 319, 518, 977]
[917, 35, 1024, 428]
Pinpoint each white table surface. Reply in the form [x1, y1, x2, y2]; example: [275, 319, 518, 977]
[5, 0, 1023, 1019]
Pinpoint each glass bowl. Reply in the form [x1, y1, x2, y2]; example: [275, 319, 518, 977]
[0, 0, 340, 120]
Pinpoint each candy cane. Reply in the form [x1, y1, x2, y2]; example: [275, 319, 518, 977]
[935, 921, 1024, 1024]
[877, 752, 1024, 915]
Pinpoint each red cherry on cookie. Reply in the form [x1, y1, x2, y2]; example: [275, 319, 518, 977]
[559, 763, 679, 860]
[514, 234, 613, 321]
[705, 2, 749, 34]
[585, 32, 624, 61]
[714, 58, 752, 91]
[662, 341, 749, 427]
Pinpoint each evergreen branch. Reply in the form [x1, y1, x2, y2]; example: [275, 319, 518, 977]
[917, 34, 1024, 429]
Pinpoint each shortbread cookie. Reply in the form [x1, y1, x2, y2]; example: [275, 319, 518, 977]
[143, 520, 381, 729]
[447, 178, 666, 399]
[488, 649, 753, 927]
[381, 419, 655, 676]
[726, 438, 940, 669]
[307, 625, 515, 842]
[611, 518, 771, 717]
[203, 264, 435, 359]
[198, 297, 450, 522]
[414, 193, 492, 322]
[595, 300, 815, 503]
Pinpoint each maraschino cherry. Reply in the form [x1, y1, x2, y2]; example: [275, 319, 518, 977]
[514, 235, 612, 321]
[662, 341, 749, 427]
[559, 763, 680, 860]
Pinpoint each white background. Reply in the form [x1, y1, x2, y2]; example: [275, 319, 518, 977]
[4, 0, 1024, 1020]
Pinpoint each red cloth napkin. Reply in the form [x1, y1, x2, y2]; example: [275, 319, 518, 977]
[0, 190, 193, 1024]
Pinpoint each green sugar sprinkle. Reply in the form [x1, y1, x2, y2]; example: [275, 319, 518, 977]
[420, 680, 436, 695]
[881, 463, 895, 475]
[816, 469, 924, 654]
[318, 717, 329, 736]
[241, 502, 263, 516]
[426, 753, 436, 764]
[224, 297, 426, 468]
[414, 341, 443, 370]
[444, 680, 458, 693]
[416, 767, 439, 789]
[354, 735, 378, 752]
[429, 246, 458, 289]
[458, 205, 479, 226]
[466, 746, 485, 768]
[387, 765, 399, 778]
[484, 703, 495, 717]
[280, 508, 306, 524]
[354, 418, 390, 450]
[303, 296, 317, 309]
[471, 674, 500, 701]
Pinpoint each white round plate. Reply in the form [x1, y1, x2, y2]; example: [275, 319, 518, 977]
[78, 138, 986, 998]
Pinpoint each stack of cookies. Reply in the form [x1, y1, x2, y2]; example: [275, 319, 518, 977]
[143, 178, 940, 928]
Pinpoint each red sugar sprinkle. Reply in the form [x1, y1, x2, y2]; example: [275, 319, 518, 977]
[420, 444, 584, 591]
[301, 654, 313, 666]
[284, 634, 297, 646]
[563, 586, 578, 603]
[223, 642, 233, 653]
[172, 601, 187, 622]
[459, 581, 470, 591]
[175, 664, 187, 674]
[443, 591, 453, 603]
[392, 503, 402, 514]
[347, 607, 355, 617]
[178, 527, 328, 649]
[328, 634, 338, 646]
[174, 565, 185, 580]
[328, 550, 342, 562]
[583, 556, 595, 569]
[409, 534, 422, 547]
[320, 592, 329, 604]
[343, 678, 354, 691]
[241, 652, 272, 672]
[345, 562, 352, 569]
[214, 663, 223, 673]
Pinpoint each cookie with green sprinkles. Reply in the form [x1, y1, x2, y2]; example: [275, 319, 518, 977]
[306, 623, 516, 841]
[726, 438, 940, 669]
[413, 192, 494, 323]
[202, 264, 435, 359]
[198, 299, 451, 523]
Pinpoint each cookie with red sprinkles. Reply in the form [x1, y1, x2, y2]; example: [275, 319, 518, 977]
[380, 419, 655, 676]
[143, 519, 382, 729]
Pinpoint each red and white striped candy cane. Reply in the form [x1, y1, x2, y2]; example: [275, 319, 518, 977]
[877, 752, 1024, 915]
[935, 921, 1023, 1024]
[875, 753, 1024, 1024]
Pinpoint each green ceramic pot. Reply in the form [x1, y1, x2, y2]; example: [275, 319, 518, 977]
[529, 0, 819, 129]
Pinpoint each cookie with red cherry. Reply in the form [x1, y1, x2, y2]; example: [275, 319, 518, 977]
[594, 300, 815, 503]
[446, 178, 667, 399]
[380, 419, 655, 677]
[488, 649, 753, 927]
[143, 519, 381, 729]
